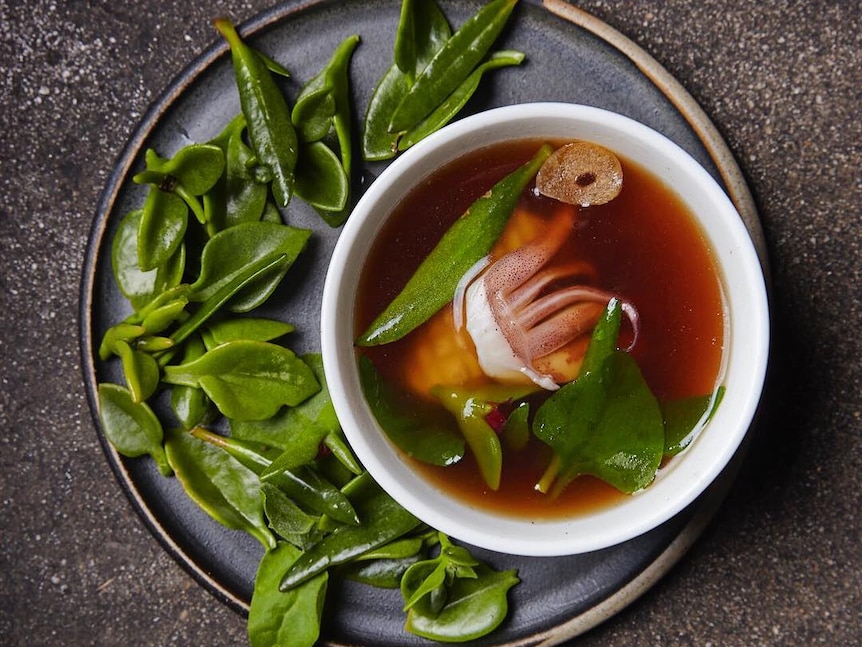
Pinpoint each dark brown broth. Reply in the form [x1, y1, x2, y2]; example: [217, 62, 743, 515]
[355, 139, 725, 520]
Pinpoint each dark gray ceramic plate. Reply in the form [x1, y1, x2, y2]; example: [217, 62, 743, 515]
[81, 1, 766, 645]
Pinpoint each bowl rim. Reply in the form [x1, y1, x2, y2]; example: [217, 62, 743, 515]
[321, 102, 770, 556]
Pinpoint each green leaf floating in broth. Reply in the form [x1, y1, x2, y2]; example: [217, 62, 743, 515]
[357, 144, 552, 346]
[662, 386, 726, 456]
[533, 299, 665, 496]
[359, 355, 465, 467]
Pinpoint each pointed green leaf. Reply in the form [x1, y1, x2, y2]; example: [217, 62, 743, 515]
[533, 302, 665, 495]
[202, 317, 295, 350]
[293, 141, 349, 212]
[165, 426, 275, 549]
[389, 0, 518, 132]
[215, 18, 297, 207]
[162, 340, 320, 421]
[357, 145, 551, 345]
[189, 221, 311, 313]
[399, 50, 525, 151]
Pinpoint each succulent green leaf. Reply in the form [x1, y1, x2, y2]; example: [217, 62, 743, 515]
[389, 0, 518, 132]
[405, 564, 519, 642]
[165, 427, 275, 549]
[137, 188, 188, 272]
[214, 18, 298, 207]
[279, 474, 421, 590]
[112, 209, 185, 310]
[533, 300, 665, 496]
[97, 383, 170, 476]
[357, 145, 551, 345]
[293, 141, 349, 212]
[202, 317, 295, 350]
[190, 221, 311, 313]
[359, 356, 465, 466]
[248, 542, 327, 647]
[399, 50, 525, 151]
[162, 340, 320, 421]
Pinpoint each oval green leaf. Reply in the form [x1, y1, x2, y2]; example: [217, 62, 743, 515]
[137, 188, 188, 272]
[248, 542, 327, 647]
[97, 383, 170, 476]
[161, 339, 320, 421]
[293, 141, 349, 212]
[112, 209, 185, 310]
[189, 221, 311, 313]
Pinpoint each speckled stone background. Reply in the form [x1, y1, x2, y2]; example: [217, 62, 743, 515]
[1, 0, 859, 645]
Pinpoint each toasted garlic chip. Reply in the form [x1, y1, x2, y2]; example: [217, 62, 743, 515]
[536, 142, 623, 207]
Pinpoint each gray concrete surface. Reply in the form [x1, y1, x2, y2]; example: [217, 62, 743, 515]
[1, 0, 859, 645]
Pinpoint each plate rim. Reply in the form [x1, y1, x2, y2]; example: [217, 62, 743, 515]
[78, 1, 769, 644]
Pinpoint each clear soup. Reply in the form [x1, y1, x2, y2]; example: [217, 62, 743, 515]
[355, 139, 725, 519]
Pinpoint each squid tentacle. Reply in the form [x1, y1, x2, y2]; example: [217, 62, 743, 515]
[459, 207, 640, 390]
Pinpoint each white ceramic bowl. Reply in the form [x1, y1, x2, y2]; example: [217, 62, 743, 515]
[321, 103, 769, 556]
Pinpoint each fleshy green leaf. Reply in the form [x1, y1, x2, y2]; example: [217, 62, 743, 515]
[115, 340, 160, 403]
[248, 542, 327, 647]
[405, 564, 519, 642]
[98, 383, 170, 476]
[112, 209, 185, 310]
[388, 0, 518, 132]
[261, 483, 323, 550]
[394, 0, 452, 81]
[206, 115, 269, 231]
[165, 427, 275, 549]
[170, 335, 215, 430]
[162, 340, 320, 421]
[189, 221, 311, 313]
[363, 0, 451, 160]
[137, 188, 188, 272]
[201, 317, 295, 350]
[357, 145, 551, 346]
[662, 386, 725, 455]
[533, 300, 665, 496]
[398, 50, 525, 151]
[215, 18, 298, 207]
[293, 141, 349, 212]
[279, 474, 421, 590]
[359, 356, 465, 467]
